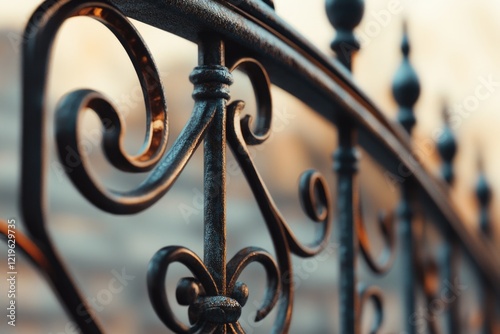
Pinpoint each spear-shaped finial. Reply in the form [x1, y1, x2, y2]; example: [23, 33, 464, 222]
[437, 104, 457, 185]
[392, 22, 421, 135]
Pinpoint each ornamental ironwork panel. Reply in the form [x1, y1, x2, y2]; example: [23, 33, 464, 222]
[0, 0, 499, 333]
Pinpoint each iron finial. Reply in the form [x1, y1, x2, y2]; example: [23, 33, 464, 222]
[326, 0, 364, 70]
[392, 21, 420, 135]
[437, 103, 457, 185]
[475, 157, 492, 235]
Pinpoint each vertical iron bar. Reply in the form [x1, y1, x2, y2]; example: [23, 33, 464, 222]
[326, 1, 364, 333]
[204, 95, 227, 294]
[442, 240, 459, 333]
[480, 285, 494, 334]
[334, 122, 359, 334]
[476, 170, 493, 334]
[200, 35, 228, 333]
[437, 106, 459, 334]
[392, 24, 420, 334]
[399, 186, 415, 334]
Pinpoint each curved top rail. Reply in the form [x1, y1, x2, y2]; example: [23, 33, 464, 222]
[109, 0, 500, 289]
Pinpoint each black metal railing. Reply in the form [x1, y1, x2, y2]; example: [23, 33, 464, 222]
[1, 0, 499, 333]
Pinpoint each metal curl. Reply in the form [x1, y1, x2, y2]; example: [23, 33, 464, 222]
[358, 285, 384, 334]
[227, 101, 333, 259]
[228, 58, 272, 145]
[227, 101, 293, 333]
[56, 89, 166, 174]
[55, 91, 215, 215]
[55, 1, 168, 173]
[24, 0, 219, 215]
[226, 247, 280, 322]
[147, 246, 218, 334]
[19, 1, 188, 331]
[357, 204, 396, 275]
[226, 99, 335, 332]
[291, 169, 333, 257]
[417, 255, 441, 334]
[148, 246, 280, 333]
[227, 57, 333, 257]
[284, 168, 333, 257]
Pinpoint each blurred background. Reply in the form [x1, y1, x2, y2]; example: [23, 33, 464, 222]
[0, 0, 499, 333]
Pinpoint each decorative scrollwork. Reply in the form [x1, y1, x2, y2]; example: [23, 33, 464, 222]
[228, 58, 272, 145]
[226, 247, 280, 322]
[51, 4, 235, 215]
[358, 285, 384, 334]
[357, 207, 396, 275]
[17, 1, 234, 332]
[146, 56, 328, 332]
[147, 246, 279, 333]
[148, 246, 217, 333]
[351, 187, 395, 333]
[24, 0, 163, 212]
[224, 58, 334, 332]
[296, 169, 333, 257]
[55, 75, 222, 214]
[227, 58, 333, 256]
[226, 95, 333, 259]
[20, 0, 202, 331]
[417, 252, 441, 334]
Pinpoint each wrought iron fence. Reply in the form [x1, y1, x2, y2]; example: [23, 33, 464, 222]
[1, 0, 499, 333]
